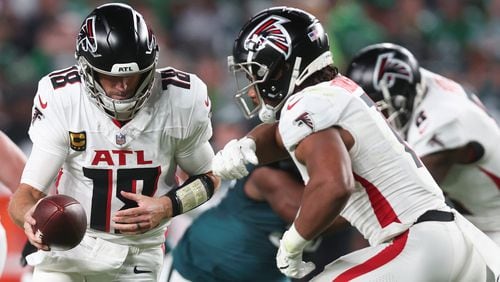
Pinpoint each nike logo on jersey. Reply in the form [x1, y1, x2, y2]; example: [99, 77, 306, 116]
[133, 266, 152, 274]
[205, 95, 210, 107]
[38, 95, 48, 109]
[287, 97, 302, 110]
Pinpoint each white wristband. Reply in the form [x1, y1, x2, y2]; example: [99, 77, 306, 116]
[282, 224, 310, 253]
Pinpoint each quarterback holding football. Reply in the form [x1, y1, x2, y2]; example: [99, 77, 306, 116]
[8, 3, 219, 281]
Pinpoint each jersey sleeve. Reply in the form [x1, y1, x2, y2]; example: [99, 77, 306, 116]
[21, 144, 66, 193]
[407, 92, 482, 157]
[408, 69, 480, 157]
[28, 76, 69, 157]
[175, 75, 214, 174]
[23, 76, 69, 192]
[279, 86, 354, 151]
[410, 119, 466, 157]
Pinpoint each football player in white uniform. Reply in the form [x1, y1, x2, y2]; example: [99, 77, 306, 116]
[0, 130, 26, 276]
[346, 43, 500, 245]
[213, 7, 500, 281]
[8, 3, 219, 281]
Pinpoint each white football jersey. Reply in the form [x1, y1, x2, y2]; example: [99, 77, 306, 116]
[279, 75, 447, 245]
[23, 65, 213, 246]
[407, 68, 500, 232]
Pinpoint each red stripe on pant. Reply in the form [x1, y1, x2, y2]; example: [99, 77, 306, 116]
[333, 230, 409, 282]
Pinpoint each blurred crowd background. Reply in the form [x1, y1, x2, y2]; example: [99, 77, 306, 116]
[0, 0, 499, 280]
[0, 0, 499, 154]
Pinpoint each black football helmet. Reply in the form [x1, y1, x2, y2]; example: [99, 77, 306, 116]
[75, 3, 159, 120]
[346, 43, 425, 134]
[228, 6, 333, 123]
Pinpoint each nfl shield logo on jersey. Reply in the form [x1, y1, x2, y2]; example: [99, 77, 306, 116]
[116, 133, 126, 145]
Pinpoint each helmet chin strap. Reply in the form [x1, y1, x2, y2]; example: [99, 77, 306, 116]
[413, 69, 426, 112]
[287, 57, 302, 95]
[258, 104, 276, 123]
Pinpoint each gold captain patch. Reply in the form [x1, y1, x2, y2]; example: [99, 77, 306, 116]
[69, 131, 86, 151]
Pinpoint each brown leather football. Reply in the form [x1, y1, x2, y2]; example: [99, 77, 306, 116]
[32, 194, 87, 251]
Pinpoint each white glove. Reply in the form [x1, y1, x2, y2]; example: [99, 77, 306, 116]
[276, 224, 316, 279]
[212, 137, 258, 180]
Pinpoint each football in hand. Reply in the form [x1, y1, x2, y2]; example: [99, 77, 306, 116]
[32, 194, 87, 251]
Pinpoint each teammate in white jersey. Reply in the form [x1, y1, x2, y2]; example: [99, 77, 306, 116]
[346, 43, 500, 245]
[0, 130, 26, 276]
[212, 6, 500, 281]
[7, 3, 220, 281]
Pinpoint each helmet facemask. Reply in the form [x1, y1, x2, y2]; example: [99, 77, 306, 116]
[78, 56, 157, 121]
[228, 54, 300, 123]
[228, 55, 269, 120]
[377, 75, 426, 137]
[75, 3, 159, 121]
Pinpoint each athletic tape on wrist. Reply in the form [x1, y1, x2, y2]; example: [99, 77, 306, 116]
[166, 174, 215, 216]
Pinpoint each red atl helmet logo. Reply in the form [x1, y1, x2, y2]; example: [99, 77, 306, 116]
[77, 16, 98, 54]
[244, 16, 292, 59]
[373, 52, 414, 91]
[145, 28, 157, 55]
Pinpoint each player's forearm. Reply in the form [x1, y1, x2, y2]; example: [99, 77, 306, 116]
[254, 168, 303, 223]
[294, 182, 351, 240]
[205, 172, 221, 192]
[0, 131, 26, 192]
[248, 123, 288, 164]
[158, 195, 173, 219]
[8, 184, 45, 227]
